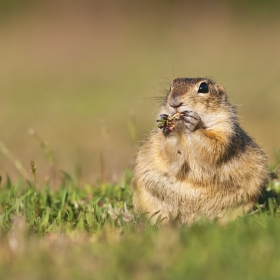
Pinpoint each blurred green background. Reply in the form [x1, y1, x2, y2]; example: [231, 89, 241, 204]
[0, 0, 279, 183]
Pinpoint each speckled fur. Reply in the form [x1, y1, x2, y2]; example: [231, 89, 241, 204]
[132, 78, 268, 224]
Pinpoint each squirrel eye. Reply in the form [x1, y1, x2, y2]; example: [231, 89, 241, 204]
[198, 82, 209, 93]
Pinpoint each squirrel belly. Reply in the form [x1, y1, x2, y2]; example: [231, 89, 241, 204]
[131, 78, 268, 224]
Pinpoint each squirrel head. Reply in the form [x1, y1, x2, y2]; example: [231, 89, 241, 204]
[162, 78, 228, 116]
[158, 78, 235, 129]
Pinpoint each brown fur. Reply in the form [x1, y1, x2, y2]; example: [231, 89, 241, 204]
[132, 78, 268, 224]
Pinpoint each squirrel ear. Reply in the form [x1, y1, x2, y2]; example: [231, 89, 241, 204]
[216, 84, 227, 100]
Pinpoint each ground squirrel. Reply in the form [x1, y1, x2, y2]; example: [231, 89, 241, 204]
[132, 78, 268, 224]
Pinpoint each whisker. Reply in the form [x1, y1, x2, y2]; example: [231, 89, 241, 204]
[158, 83, 171, 95]
[158, 76, 172, 83]
[157, 89, 169, 95]
[158, 81, 172, 86]
[150, 84, 170, 97]
[146, 96, 166, 107]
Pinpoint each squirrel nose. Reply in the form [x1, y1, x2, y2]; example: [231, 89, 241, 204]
[169, 98, 183, 108]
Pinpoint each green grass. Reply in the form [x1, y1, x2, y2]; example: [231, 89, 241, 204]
[0, 166, 280, 280]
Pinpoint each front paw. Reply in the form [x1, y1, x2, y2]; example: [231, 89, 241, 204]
[180, 111, 201, 132]
[157, 113, 179, 133]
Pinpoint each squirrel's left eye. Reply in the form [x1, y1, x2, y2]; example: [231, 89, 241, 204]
[198, 82, 209, 93]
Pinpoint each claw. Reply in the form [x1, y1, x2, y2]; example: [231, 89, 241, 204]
[181, 111, 200, 121]
[181, 116, 191, 123]
[180, 111, 191, 116]
[159, 114, 169, 120]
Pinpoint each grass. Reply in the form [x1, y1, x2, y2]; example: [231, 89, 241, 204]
[0, 162, 280, 280]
